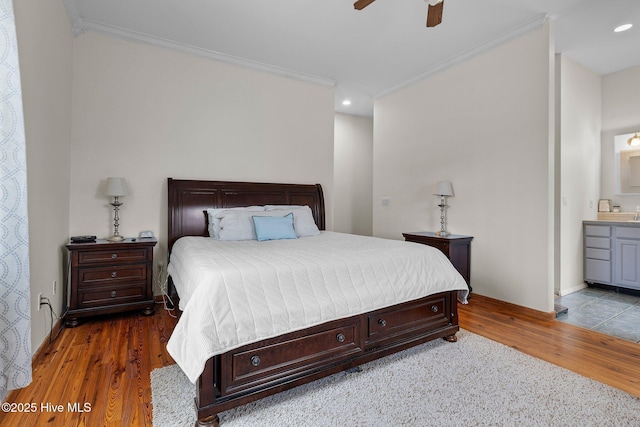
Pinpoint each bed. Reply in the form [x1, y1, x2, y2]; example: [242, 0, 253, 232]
[166, 178, 468, 427]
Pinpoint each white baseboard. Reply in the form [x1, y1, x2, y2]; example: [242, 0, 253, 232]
[556, 282, 587, 296]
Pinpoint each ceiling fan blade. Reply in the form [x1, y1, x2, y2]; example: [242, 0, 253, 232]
[354, 0, 376, 10]
[426, 0, 444, 27]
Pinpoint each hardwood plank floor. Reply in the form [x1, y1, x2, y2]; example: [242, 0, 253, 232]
[459, 294, 640, 398]
[2, 294, 639, 426]
[1, 304, 178, 427]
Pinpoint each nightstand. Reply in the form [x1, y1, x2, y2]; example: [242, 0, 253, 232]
[402, 232, 473, 293]
[65, 238, 157, 327]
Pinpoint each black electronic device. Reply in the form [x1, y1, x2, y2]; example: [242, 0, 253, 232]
[70, 235, 97, 243]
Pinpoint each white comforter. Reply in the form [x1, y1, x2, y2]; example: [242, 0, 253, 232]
[166, 231, 468, 383]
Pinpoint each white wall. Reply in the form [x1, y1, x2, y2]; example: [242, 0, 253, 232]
[557, 55, 601, 296]
[69, 32, 335, 274]
[334, 113, 373, 235]
[601, 65, 640, 210]
[373, 23, 555, 313]
[14, 0, 73, 355]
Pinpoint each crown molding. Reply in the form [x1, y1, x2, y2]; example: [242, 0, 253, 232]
[63, 1, 547, 110]
[376, 13, 549, 99]
[66, 10, 335, 88]
[63, 0, 85, 36]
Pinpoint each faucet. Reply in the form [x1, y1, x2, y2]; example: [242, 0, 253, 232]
[635, 206, 640, 221]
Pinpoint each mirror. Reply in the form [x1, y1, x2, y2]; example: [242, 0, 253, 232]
[615, 132, 640, 195]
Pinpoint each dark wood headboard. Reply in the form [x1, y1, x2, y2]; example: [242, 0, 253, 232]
[167, 178, 325, 252]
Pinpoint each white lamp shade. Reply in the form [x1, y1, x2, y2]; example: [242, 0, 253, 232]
[432, 180, 454, 197]
[105, 177, 128, 197]
[628, 133, 640, 147]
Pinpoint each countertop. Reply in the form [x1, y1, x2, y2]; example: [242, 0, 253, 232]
[591, 212, 640, 223]
[583, 220, 640, 226]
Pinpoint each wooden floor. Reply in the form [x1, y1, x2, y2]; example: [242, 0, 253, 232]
[2, 303, 178, 427]
[460, 294, 640, 398]
[3, 294, 640, 426]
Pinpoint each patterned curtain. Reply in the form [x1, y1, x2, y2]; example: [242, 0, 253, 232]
[0, 0, 32, 400]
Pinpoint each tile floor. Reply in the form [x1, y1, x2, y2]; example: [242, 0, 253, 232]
[555, 286, 640, 343]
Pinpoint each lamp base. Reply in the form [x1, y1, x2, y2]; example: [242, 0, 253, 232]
[435, 230, 449, 237]
[107, 235, 125, 242]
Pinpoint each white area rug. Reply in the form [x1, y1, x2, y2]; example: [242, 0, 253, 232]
[151, 330, 640, 426]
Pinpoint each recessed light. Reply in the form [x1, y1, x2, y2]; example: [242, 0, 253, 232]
[614, 23, 633, 33]
[342, 99, 352, 106]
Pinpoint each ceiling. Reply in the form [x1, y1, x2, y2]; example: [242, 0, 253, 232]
[63, 0, 640, 117]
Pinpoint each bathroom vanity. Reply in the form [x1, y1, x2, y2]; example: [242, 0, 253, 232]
[584, 220, 640, 290]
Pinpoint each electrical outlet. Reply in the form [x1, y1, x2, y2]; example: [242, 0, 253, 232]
[53, 280, 57, 295]
[37, 292, 42, 311]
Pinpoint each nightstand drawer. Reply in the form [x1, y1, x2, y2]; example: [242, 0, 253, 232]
[78, 248, 149, 265]
[77, 285, 146, 308]
[78, 264, 147, 288]
[422, 239, 449, 253]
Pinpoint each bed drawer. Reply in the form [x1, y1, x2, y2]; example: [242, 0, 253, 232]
[366, 294, 451, 346]
[224, 319, 363, 394]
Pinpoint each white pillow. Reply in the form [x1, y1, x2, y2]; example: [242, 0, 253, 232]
[206, 206, 263, 239]
[217, 210, 296, 241]
[264, 205, 307, 210]
[265, 205, 320, 237]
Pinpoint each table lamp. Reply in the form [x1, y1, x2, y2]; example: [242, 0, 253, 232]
[105, 177, 128, 242]
[433, 180, 453, 236]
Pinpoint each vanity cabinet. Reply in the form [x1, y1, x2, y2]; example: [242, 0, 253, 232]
[584, 224, 612, 285]
[614, 227, 640, 290]
[583, 222, 640, 290]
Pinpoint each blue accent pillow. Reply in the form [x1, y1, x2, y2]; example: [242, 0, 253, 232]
[252, 212, 298, 242]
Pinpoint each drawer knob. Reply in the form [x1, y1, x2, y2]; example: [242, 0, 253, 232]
[250, 355, 260, 367]
[110, 291, 117, 298]
[111, 253, 117, 259]
[336, 333, 345, 343]
[111, 272, 117, 278]
[431, 305, 439, 313]
[378, 319, 387, 327]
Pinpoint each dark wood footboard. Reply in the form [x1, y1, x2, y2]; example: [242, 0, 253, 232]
[194, 291, 459, 426]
